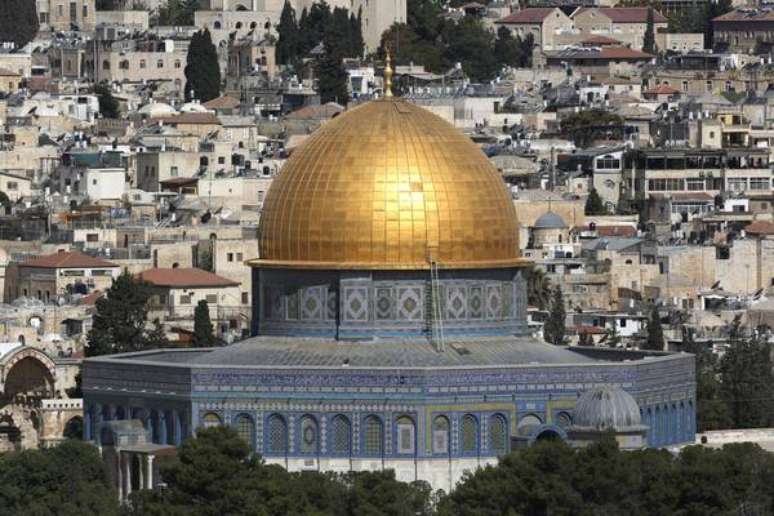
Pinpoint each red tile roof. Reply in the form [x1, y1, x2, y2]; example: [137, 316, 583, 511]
[19, 251, 119, 269]
[575, 7, 667, 23]
[496, 8, 556, 24]
[646, 84, 680, 95]
[581, 35, 622, 46]
[202, 96, 240, 110]
[745, 220, 774, 236]
[714, 9, 774, 22]
[599, 47, 654, 59]
[136, 268, 240, 288]
[79, 290, 104, 305]
[596, 225, 637, 238]
[568, 325, 608, 335]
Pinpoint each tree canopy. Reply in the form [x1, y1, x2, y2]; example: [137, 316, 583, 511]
[380, 1, 533, 83]
[585, 188, 606, 215]
[184, 28, 221, 102]
[86, 271, 168, 356]
[192, 300, 216, 347]
[560, 110, 624, 148]
[129, 426, 434, 516]
[440, 438, 774, 516]
[544, 285, 566, 346]
[94, 82, 120, 119]
[643, 305, 664, 351]
[643, 6, 656, 54]
[0, 440, 120, 516]
[155, 0, 200, 26]
[0, 0, 39, 49]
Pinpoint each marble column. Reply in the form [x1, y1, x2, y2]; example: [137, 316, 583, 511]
[123, 452, 132, 499]
[146, 455, 154, 490]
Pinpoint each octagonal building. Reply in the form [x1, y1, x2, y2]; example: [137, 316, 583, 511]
[83, 94, 695, 492]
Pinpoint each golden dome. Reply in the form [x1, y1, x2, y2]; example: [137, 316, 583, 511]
[254, 98, 525, 270]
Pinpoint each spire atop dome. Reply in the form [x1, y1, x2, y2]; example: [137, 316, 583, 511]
[384, 51, 394, 98]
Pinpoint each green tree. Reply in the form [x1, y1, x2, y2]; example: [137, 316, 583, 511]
[86, 271, 155, 356]
[442, 17, 498, 82]
[315, 43, 349, 105]
[0, 0, 39, 49]
[0, 440, 120, 515]
[184, 29, 221, 102]
[494, 26, 521, 69]
[156, 0, 199, 26]
[276, 0, 299, 65]
[527, 266, 551, 310]
[719, 319, 774, 429]
[192, 300, 216, 347]
[683, 328, 730, 431]
[585, 188, 607, 215]
[299, 1, 331, 55]
[643, 305, 664, 351]
[560, 109, 624, 148]
[94, 82, 120, 119]
[544, 285, 566, 346]
[643, 6, 656, 54]
[351, 8, 365, 58]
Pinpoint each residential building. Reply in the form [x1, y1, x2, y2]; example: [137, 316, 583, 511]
[12, 251, 120, 302]
[495, 8, 574, 51]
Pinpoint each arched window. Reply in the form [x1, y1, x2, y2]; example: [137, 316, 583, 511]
[235, 21, 243, 29]
[299, 415, 318, 454]
[213, 21, 222, 29]
[250, 21, 257, 29]
[139, 59, 146, 69]
[234, 414, 255, 448]
[396, 416, 415, 455]
[555, 411, 572, 428]
[102, 60, 110, 71]
[461, 414, 478, 454]
[119, 60, 129, 70]
[266, 414, 287, 454]
[432, 416, 450, 454]
[489, 414, 508, 456]
[330, 415, 351, 455]
[363, 416, 383, 456]
[201, 412, 222, 428]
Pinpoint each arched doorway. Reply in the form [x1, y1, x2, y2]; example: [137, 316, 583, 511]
[0, 413, 21, 451]
[3, 356, 55, 404]
[535, 429, 562, 442]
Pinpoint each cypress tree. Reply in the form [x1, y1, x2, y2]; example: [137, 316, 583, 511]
[95, 82, 120, 119]
[643, 6, 656, 54]
[585, 188, 606, 215]
[316, 35, 349, 105]
[644, 305, 664, 351]
[0, 0, 39, 49]
[192, 300, 216, 347]
[277, 0, 299, 65]
[184, 28, 221, 102]
[544, 285, 566, 346]
[351, 7, 365, 58]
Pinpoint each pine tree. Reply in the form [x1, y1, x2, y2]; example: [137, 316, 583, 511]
[0, 0, 39, 49]
[192, 300, 216, 347]
[643, 6, 656, 54]
[351, 7, 365, 58]
[94, 82, 119, 119]
[606, 323, 621, 348]
[643, 305, 664, 351]
[276, 0, 299, 65]
[544, 285, 566, 346]
[494, 26, 521, 69]
[184, 29, 221, 102]
[86, 272, 154, 357]
[585, 188, 606, 215]
[315, 43, 349, 105]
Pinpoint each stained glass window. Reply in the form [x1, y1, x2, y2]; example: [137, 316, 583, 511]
[267, 414, 287, 454]
[462, 415, 478, 454]
[201, 412, 221, 429]
[363, 416, 383, 455]
[432, 416, 450, 454]
[396, 416, 415, 454]
[489, 414, 508, 456]
[235, 414, 254, 449]
[330, 415, 351, 455]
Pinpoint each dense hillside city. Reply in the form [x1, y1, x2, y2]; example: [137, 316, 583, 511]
[1, 0, 774, 513]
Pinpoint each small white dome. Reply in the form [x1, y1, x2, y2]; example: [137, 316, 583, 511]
[573, 385, 644, 431]
[138, 102, 178, 118]
[179, 101, 209, 113]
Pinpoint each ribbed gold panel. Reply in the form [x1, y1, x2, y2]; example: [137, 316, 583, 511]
[254, 99, 525, 270]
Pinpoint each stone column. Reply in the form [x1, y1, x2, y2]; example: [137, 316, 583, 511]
[174, 411, 182, 445]
[159, 412, 167, 445]
[138, 455, 144, 491]
[116, 451, 123, 501]
[84, 406, 92, 441]
[123, 452, 132, 499]
[146, 455, 154, 490]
